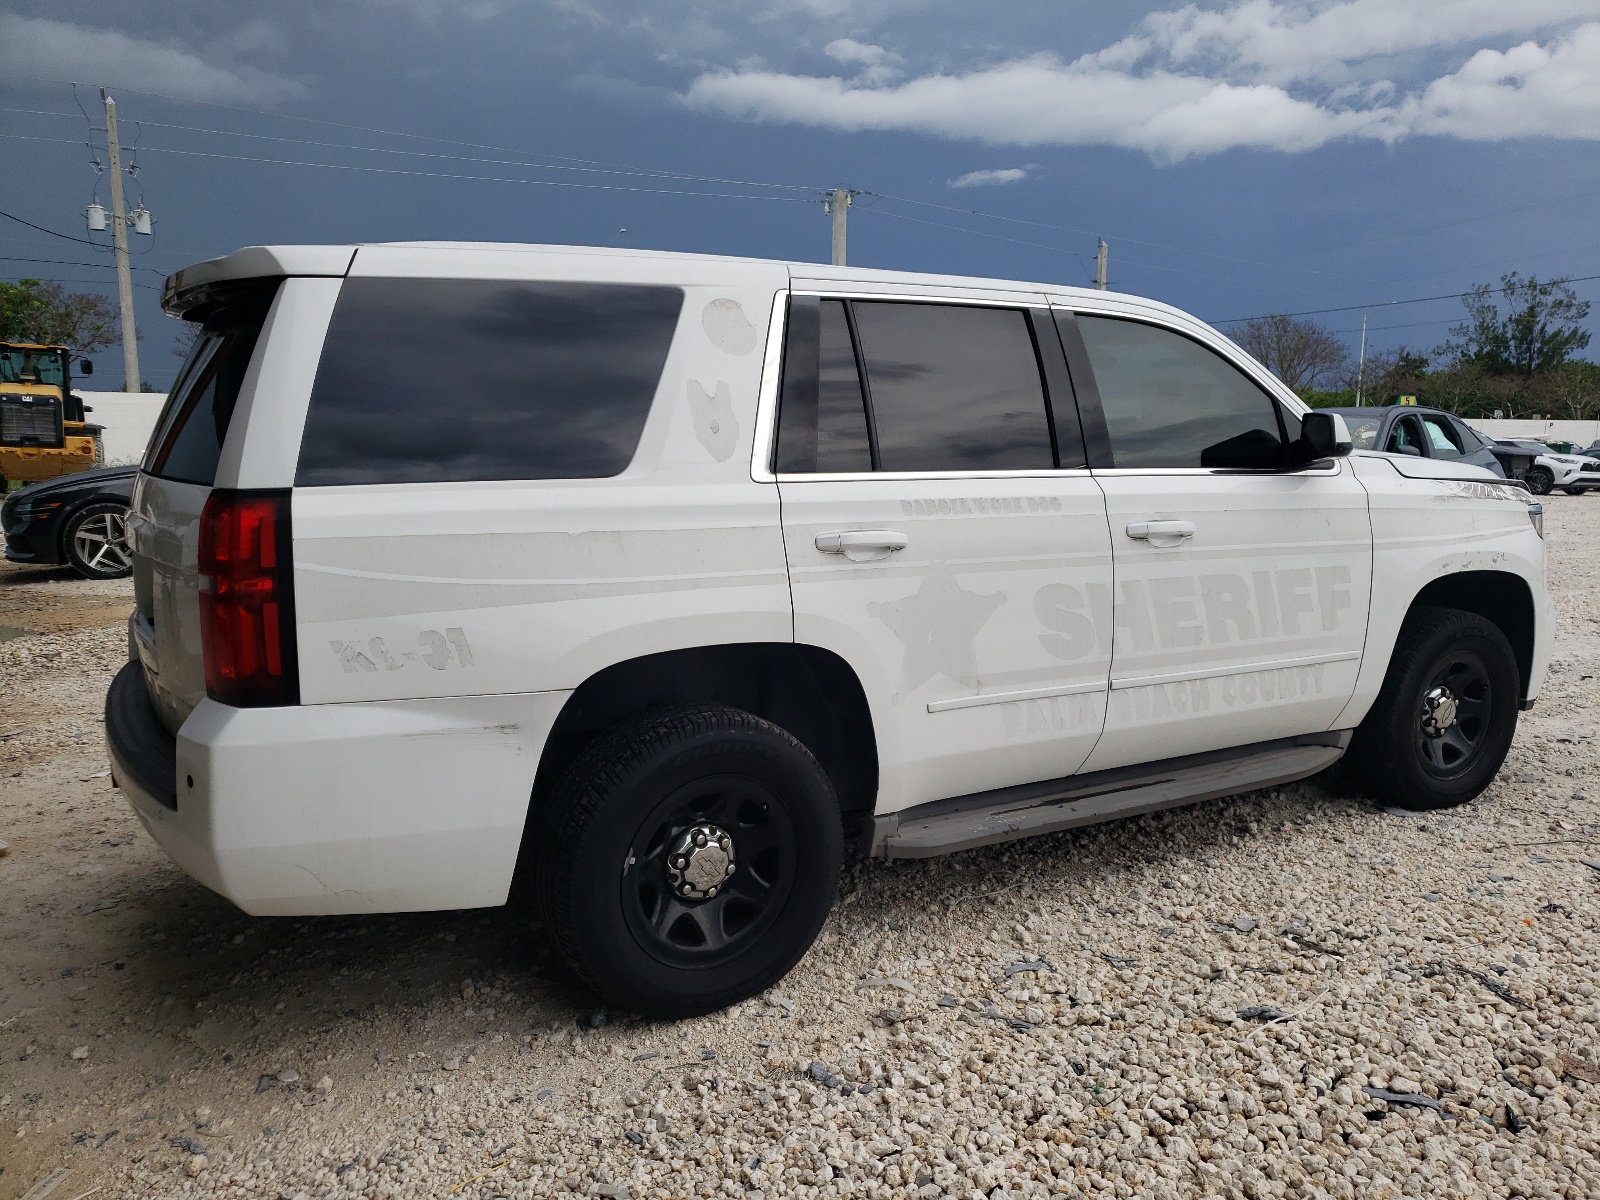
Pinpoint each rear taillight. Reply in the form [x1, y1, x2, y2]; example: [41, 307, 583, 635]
[198, 489, 298, 707]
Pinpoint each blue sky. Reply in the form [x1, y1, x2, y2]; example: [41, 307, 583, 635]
[3, 0, 1597, 390]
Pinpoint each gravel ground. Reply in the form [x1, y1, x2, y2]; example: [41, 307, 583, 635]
[1, 496, 1598, 1200]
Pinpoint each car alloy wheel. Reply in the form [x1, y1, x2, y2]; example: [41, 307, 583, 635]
[67, 503, 133, 579]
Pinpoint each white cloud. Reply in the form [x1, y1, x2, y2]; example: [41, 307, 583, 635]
[0, 15, 305, 104]
[1132, 0, 1599, 84]
[683, 5, 1600, 161]
[1401, 23, 1600, 140]
[824, 38, 889, 67]
[948, 166, 1031, 188]
[823, 37, 901, 84]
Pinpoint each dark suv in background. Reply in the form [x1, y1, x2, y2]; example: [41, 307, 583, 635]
[1320, 406, 1532, 480]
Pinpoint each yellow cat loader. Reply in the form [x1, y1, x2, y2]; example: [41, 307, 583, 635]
[0, 342, 103, 490]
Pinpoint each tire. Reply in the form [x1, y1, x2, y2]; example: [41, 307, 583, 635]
[64, 502, 133, 579]
[535, 704, 843, 1018]
[1347, 606, 1520, 811]
[1561, 487, 1585, 496]
[1525, 466, 1554, 495]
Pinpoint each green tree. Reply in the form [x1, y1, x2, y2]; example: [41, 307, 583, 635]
[0, 278, 119, 353]
[1438, 273, 1591, 379]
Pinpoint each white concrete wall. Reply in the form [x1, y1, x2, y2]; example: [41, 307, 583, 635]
[1464, 418, 1600, 446]
[75, 390, 167, 465]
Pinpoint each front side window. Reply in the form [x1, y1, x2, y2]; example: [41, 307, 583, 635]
[1076, 317, 1285, 470]
[776, 298, 1063, 473]
[296, 278, 683, 486]
[1387, 416, 1423, 454]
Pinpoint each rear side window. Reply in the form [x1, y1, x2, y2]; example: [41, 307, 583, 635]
[1077, 316, 1285, 470]
[145, 280, 280, 485]
[776, 298, 1062, 473]
[1422, 415, 1465, 458]
[774, 298, 872, 473]
[854, 302, 1054, 472]
[296, 278, 683, 486]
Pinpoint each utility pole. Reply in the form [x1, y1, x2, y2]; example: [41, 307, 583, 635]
[826, 189, 852, 266]
[1094, 238, 1108, 290]
[1354, 314, 1368, 406]
[102, 89, 141, 394]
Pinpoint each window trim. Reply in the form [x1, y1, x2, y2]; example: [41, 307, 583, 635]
[762, 288, 1085, 479]
[1059, 309, 1328, 477]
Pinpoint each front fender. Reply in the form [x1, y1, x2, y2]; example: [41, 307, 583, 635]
[1334, 456, 1549, 730]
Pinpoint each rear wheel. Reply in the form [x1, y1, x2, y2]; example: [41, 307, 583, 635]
[1525, 466, 1554, 495]
[1561, 487, 1585, 496]
[65, 502, 132, 579]
[1348, 606, 1519, 811]
[536, 705, 842, 1018]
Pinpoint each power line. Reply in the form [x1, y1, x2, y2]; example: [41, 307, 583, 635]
[1211, 275, 1600, 325]
[1, 256, 165, 274]
[1, 274, 161, 291]
[0, 207, 108, 248]
[1, 106, 825, 195]
[2, 134, 820, 204]
[3, 85, 825, 197]
[866, 191, 1390, 285]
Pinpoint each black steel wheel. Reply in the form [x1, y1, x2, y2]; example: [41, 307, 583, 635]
[1412, 651, 1493, 777]
[1525, 466, 1554, 495]
[622, 774, 797, 970]
[536, 705, 841, 1018]
[1348, 606, 1520, 811]
[65, 502, 132, 579]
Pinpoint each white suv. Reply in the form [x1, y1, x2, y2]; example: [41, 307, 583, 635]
[109, 243, 1551, 1017]
[1497, 439, 1600, 495]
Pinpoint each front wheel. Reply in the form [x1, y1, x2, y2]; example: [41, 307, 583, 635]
[65, 502, 132, 579]
[1525, 466, 1554, 495]
[535, 705, 842, 1018]
[1347, 606, 1520, 811]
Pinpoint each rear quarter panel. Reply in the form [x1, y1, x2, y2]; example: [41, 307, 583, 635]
[289, 249, 793, 703]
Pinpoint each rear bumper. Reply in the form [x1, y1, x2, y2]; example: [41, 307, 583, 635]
[107, 661, 571, 916]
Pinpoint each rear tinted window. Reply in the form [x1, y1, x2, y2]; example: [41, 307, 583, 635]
[774, 298, 872, 473]
[854, 302, 1053, 472]
[296, 278, 683, 486]
[145, 280, 280, 485]
[1077, 317, 1284, 470]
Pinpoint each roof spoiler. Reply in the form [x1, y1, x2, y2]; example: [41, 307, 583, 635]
[162, 246, 355, 319]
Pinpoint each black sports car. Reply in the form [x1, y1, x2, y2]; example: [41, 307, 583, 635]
[2, 465, 135, 579]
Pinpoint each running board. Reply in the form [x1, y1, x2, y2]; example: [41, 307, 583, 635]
[869, 732, 1351, 859]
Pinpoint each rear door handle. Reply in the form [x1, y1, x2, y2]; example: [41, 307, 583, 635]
[1126, 520, 1195, 547]
[815, 529, 908, 562]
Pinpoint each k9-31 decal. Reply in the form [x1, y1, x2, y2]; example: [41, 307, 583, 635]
[328, 628, 475, 674]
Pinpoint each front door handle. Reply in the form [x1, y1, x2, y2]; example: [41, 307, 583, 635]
[1126, 520, 1195, 548]
[815, 529, 908, 562]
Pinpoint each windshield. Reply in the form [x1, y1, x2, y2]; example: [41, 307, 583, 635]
[1342, 414, 1382, 450]
[0, 346, 67, 388]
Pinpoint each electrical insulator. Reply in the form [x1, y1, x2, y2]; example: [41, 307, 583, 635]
[132, 207, 152, 236]
[86, 203, 108, 232]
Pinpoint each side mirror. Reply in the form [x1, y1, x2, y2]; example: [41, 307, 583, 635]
[1393, 444, 1423, 457]
[79, 359, 94, 376]
[1295, 411, 1352, 464]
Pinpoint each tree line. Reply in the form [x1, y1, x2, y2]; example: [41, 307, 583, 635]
[1231, 274, 1597, 420]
